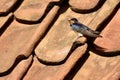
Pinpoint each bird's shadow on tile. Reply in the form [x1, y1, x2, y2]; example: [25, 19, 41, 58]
[90, 44, 120, 57]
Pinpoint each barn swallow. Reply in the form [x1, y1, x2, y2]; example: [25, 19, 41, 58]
[68, 18, 102, 39]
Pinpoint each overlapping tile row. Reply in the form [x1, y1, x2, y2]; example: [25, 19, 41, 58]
[0, 0, 120, 80]
[0, 0, 62, 77]
[24, 44, 87, 80]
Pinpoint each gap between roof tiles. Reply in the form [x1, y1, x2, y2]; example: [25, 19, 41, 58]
[0, 13, 14, 36]
[20, 55, 34, 80]
[64, 50, 90, 80]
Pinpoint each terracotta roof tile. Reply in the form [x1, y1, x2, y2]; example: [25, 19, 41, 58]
[0, 0, 17, 15]
[94, 8, 120, 52]
[0, 55, 33, 80]
[69, 0, 100, 12]
[73, 51, 120, 80]
[0, 0, 119, 80]
[24, 44, 87, 80]
[0, 20, 39, 73]
[14, 0, 61, 23]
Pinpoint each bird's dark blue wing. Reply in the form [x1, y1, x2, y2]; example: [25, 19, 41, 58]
[71, 22, 88, 32]
[70, 22, 101, 37]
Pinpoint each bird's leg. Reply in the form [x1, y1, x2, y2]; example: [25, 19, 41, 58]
[73, 33, 83, 42]
[78, 33, 83, 37]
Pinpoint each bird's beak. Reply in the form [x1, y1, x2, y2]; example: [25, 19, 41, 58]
[68, 18, 74, 25]
[68, 18, 71, 21]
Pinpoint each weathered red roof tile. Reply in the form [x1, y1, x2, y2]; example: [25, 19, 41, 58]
[0, 0, 17, 15]
[0, 20, 38, 73]
[73, 51, 120, 80]
[88, 0, 120, 30]
[69, 0, 100, 12]
[23, 44, 87, 80]
[0, 0, 119, 79]
[94, 8, 120, 52]
[14, 0, 62, 23]
[0, 5, 60, 73]
[0, 55, 33, 80]
[35, 10, 77, 62]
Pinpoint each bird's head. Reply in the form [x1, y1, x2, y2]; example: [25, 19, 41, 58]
[68, 18, 78, 25]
